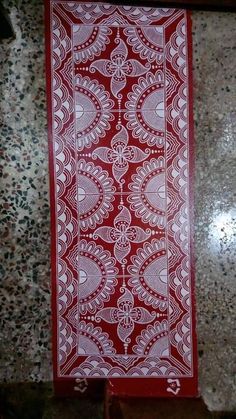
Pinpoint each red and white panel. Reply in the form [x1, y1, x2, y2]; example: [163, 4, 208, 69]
[45, 1, 197, 397]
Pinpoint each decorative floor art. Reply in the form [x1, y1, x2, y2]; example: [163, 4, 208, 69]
[45, 1, 198, 397]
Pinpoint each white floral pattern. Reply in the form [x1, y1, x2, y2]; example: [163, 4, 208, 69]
[96, 288, 155, 344]
[92, 126, 149, 184]
[94, 206, 151, 263]
[90, 38, 150, 98]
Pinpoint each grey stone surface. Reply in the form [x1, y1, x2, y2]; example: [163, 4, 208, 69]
[192, 10, 236, 412]
[0, 0, 51, 383]
[0, 1, 235, 412]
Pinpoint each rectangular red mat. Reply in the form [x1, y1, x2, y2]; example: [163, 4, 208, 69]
[45, 1, 198, 397]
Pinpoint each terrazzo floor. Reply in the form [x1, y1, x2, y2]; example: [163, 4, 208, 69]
[0, 0, 235, 414]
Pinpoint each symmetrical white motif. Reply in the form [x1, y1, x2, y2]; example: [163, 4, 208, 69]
[96, 288, 155, 346]
[128, 239, 168, 311]
[78, 239, 118, 276]
[124, 26, 163, 63]
[73, 25, 112, 63]
[94, 206, 151, 263]
[169, 296, 183, 326]
[67, 239, 118, 314]
[75, 75, 114, 150]
[92, 126, 149, 184]
[100, 12, 130, 26]
[126, 70, 164, 112]
[90, 39, 150, 98]
[78, 239, 118, 314]
[61, 59, 73, 88]
[77, 160, 115, 231]
[128, 158, 166, 228]
[125, 71, 165, 147]
[133, 320, 169, 356]
[165, 68, 180, 100]
[125, 109, 165, 148]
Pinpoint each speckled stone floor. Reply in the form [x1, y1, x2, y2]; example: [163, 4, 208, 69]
[0, 0, 235, 414]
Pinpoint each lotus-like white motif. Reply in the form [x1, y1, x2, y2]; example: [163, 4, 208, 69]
[94, 206, 151, 263]
[92, 126, 149, 184]
[96, 288, 155, 344]
[90, 38, 150, 98]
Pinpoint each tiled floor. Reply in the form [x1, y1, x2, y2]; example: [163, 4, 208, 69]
[0, 0, 235, 413]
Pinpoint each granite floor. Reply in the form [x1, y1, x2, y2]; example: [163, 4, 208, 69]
[0, 0, 235, 414]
